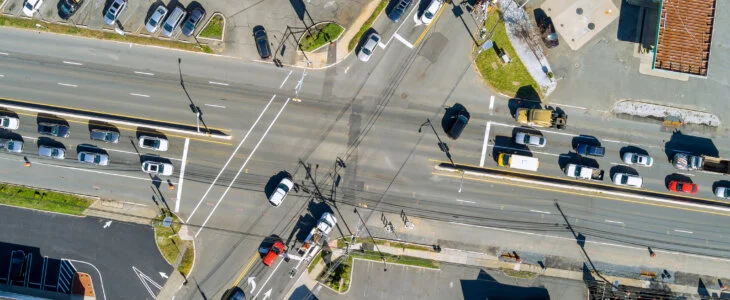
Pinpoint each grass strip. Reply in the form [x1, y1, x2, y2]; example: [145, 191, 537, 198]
[475, 10, 541, 99]
[198, 14, 223, 40]
[499, 267, 538, 279]
[347, 0, 387, 52]
[0, 183, 93, 215]
[352, 251, 440, 269]
[337, 237, 434, 252]
[300, 23, 344, 52]
[0, 15, 213, 54]
[154, 210, 194, 276]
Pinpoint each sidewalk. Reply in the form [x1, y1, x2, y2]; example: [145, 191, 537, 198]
[331, 204, 730, 299]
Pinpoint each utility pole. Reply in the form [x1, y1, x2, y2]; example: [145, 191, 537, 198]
[354, 207, 388, 271]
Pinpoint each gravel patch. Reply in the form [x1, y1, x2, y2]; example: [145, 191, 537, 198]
[612, 100, 721, 127]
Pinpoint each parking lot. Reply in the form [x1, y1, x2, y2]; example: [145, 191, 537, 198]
[0, 244, 79, 296]
[1, 0, 217, 42]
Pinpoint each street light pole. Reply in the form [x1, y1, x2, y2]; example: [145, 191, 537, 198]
[419, 118, 455, 166]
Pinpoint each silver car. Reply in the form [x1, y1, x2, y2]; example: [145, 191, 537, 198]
[103, 0, 127, 26]
[357, 32, 381, 62]
[612, 173, 643, 188]
[0, 116, 19, 130]
[78, 151, 109, 166]
[138, 136, 169, 151]
[622, 152, 653, 167]
[90, 129, 119, 143]
[715, 187, 730, 199]
[0, 139, 23, 153]
[145, 4, 168, 33]
[142, 161, 174, 176]
[38, 145, 65, 159]
[269, 176, 293, 207]
[514, 132, 546, 147]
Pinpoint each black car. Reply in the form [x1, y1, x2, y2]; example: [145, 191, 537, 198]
[537, 17, 558, 48]
[181, 7, 206, 37]
[10, 250, 26, 281]
[387, 0, 412, 23]
[59, 0, 84, 19]
[253, 25, 271, 59]
[445, 103, 470, 139]
[38, 122, 70, 138]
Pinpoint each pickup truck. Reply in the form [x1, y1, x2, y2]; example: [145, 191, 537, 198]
[575, 144, 605, 157]
[564, 164, 604, 181]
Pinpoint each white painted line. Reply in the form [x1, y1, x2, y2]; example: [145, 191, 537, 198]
[488, 95, 495, 113]
[490, 122, 578, 137]
[175, 138, 189, 213]
[392, 33, 414, 49]
[677, 172, 695, 177]
[195, 97, 291, 237]
[603, 139, 622, 143]
[62, 61, 83, 66]
[134, 71, 155, 76]
[208, 81, 229, 86]
[67, 259, 106, 300]
[529, 209, 551, 214]
[254, 258, 283, 298]
[22, 136, 37, 141]
[279, 70, 293, 89]
[456, 199, 476, 204]
[186, 95, 277, 223]
[604, 219, 624, 224]
[551, 103, 586, 110]
[479, 121, 491, 167]
[204, 104, 226, 109]
[104, 148, 181, 161]
[0, 74, 4, 78]
[609, 162, 627, 166]
[130, 93, 150, 98]
[491, 145, 560, 157]
[674, 229, 693, 234]
[0, 52, 8, 55]
[57, 83, 77, 88]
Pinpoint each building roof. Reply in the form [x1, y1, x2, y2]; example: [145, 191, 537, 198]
[652, 0, 717, 77]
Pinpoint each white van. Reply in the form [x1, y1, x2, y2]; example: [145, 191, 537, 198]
[497, 153, 539, 172]
[161, 5, 186, 37]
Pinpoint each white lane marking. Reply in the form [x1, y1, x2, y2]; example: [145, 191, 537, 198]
[529, 209, 551, 214]
[479, 121, 491, 167]
[204, 104, 226, 109]
[392, 33, 414, 49]
[456, 199, 476, 204]
[449, 222, 730, 262]
[22, 136, 37, 141]
[254, 258, 284, 298]
[134, 71, 155, 76]
[609, 162, 627, 166]
[383, 4, 420, 47]
[551, 103, 586, 110]
[57, 83, 77, 88]
[0, 74, 5, 78]
[488, 95, 495, 114]
[132, 266, 162, 298]
[104, 148, 185, 160]
[603, 139, 622, 143]
[175, 138, 189, 213]
[491, 145, 560, 157]
[62, 61, 83, 66]
[208, 81, 229, 86]
[279, 70, 293, 89]
[674, 229, 693, 234]
[0, 52, 8, 55]
[186, 95, 277, 223]
[490, 122, 578, 137]
[677, 172, 695, 177]
[195, 97, 291, 238]
[67, 259, 106, 300]
[130, 93, 150, 98]
[604, 219, 624, 224]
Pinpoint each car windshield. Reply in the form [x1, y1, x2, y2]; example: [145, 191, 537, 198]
[272, 246, 281, 254]
[725, 189, 730, 198]
[362, 48, 371, 55]
[184, 22, 195, 30]
[1, 119, 8, 127]
[93, 155, 101, 164]
[425, 12, 433, 19]
[257, 39, 269, 56]
[539, 137, 545, 144]
[278, 183, 290, 193]
[106, 11, 115, 20]
[149, 18, 158, 27]
[620, 176, 628, 184]
[631, 155, 638, 163]
[371, 35, 380, 43]
[25, 2, 33, 9]
[500, 155, 509, 166]
[51, 149, 59, 156]
[522, 135, 531, 144]
[164, 24, 173, 31]
[144, 139, 159, 147]
[547, 33, 558, 41]
[676, 183, 684, 190]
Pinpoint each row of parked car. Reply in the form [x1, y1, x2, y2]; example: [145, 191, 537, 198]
[0, 115, 174, 176]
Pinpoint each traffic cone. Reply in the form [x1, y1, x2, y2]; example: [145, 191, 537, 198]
[168, 183, 174, 190]
[24, 161, 31, 167]
[650, 252, 656, 258]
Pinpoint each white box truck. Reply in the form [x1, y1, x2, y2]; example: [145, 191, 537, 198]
[497, 153, 539, 171]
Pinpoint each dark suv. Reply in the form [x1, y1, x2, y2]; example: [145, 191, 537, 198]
[59, 0, 84, 19]
[445, 103, 470, 139]
[38, 122, 70, 138]
[387, 0, 412, 23]
[253, 26, 271, 59]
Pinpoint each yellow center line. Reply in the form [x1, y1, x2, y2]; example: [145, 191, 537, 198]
[413, 0, 450, 48]
[433, 170, 730, 217]
[222, 254, 259, 299]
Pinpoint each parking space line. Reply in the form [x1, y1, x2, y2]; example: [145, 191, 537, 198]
[479, 121, 491, 167]
[57, 83, 78, 88]
[62, 61, 83, 66]
[208, 81, 229, 86]
[603, 139, 622, 143]
[134, 71, 154, 76]
[175, 138, 189, 213]
[195, 97, 292, 238]
[130, 93, 150, 98]
[41, 256, 47, 289]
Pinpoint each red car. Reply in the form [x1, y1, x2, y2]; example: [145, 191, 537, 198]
[668, 180, 698, 194]
[262, 240, 285, 266]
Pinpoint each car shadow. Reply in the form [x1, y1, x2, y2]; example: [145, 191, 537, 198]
[619, 145, 648, 159]
[609, 165, 638, 178]
[36, 113, 68, 126]
[88, 120, 119, 133]
[558, 153, 599, 170]
[0, 129, 23, 142]
[135, 127, 167, 140]
[139, 154, 170, 165]
[507, 98, 541, 118]
[491, 136, 530, 163]
[571, 135, 601, 150]
[36, 137, 65, 149]
[76, 143, 107, 154]
[515, 85, 541, 102]
[665, 173, 692, 189]
[511, 126, 542, 138]
[0, 108, 19, 120]
[441, 103, 469, 133]
[663, 130, 718, 162]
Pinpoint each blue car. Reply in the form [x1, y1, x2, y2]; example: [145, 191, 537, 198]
[388, 0, 412, 22]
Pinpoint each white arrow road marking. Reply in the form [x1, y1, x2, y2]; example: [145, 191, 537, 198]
[262, 289, 272, 300]
[255, 259, 283, 298]
[159, 272, 168, 279]
[247, 277, 257, 294]
[103, 221, 112, 228]
[132, 266, 162, 298]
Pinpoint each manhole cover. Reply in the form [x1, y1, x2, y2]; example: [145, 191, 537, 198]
[576, 8, 583, 15]
[588, 23, 595, 30]
[401, 92, 408, 99]
[574, 63, 581, 68]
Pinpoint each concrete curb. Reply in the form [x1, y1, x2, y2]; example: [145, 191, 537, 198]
[196, 12, 226, 42]
[298, 21, 345, 53]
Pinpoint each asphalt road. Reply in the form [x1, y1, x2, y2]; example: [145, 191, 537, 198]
[1, 0, 730, 299]
[0, 205, 171, 299]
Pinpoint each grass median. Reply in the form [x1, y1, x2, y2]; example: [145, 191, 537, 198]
[348, 0, 387, 52]
[0, 15, 213, 54]
[154, 210, 194, 276]
[199, 14, 224, 40]
[475, 10, 541, 99]
[0, 183, 93, 215]
[300, 23, 344, 52]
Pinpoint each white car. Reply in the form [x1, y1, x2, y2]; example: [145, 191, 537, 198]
[22, 0, 43, 16]
[0, 116, 19, 130]
[622, 152, 653, 167]
[420, 0, 442, 24]
[138, 136, 169, 151]
[268, 176, 293, 207]
[612, 173, 643, 188]
[145, 5, 168, 33]
[715, 187, 730, 199]
[357, 32, 380, 62]
[514, 132, 546, 147]
[142, 161, 174, 176]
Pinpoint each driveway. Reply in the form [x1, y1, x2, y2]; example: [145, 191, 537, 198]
[0, 205, 172, 299]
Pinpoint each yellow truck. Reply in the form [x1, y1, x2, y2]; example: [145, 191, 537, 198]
[516, 108, 567, 129]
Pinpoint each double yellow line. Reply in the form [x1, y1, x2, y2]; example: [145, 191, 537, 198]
[413, 0, 450, 48]
[221, 254, 258, 299]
